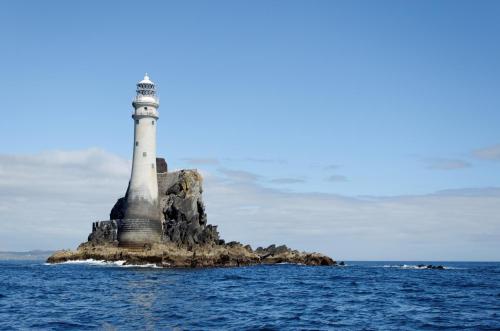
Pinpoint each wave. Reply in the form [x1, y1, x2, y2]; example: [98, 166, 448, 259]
[276, 262, 306, 266]
[120, 263, 160, 268]
[44, 259, 160, 268]
[377, 264, 463, 270]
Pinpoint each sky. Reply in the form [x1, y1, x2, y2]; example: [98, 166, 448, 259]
[0, 1, 499, 260]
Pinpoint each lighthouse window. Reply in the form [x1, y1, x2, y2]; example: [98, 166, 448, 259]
[144, 107, 148, 110]
[152, 120, 155, 125]
[135, 141, 139, 146]
[143, 152, 147, 157]
[151, 163, 155, 169]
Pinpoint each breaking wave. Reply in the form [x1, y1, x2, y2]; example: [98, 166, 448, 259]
[44, 259, 160, 268]
[378, 264, 463, 270]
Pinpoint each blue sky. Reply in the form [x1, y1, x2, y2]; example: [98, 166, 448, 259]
[0, 1, 499, 259]
[2, 0, 499, 196]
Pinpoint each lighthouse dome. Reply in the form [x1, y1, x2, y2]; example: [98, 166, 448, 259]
[139, 73, 154, 85]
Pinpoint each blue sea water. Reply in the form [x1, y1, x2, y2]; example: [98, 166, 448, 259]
[0, 260, 499, 330]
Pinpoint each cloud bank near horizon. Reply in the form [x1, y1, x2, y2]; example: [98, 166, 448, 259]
[0, 148, 499, 261]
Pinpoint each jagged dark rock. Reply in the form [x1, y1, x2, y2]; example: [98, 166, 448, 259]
[417, 264, 445, 270]
[88, 220, 118, 245]
[159, 169, 219, 247]
[110, 197, 126, 220]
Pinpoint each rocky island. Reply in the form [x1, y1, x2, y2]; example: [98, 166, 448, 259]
[47, 159, 335, 267]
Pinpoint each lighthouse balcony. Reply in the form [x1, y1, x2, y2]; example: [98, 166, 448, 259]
[132, 109, 159, 119]
[133, 94, 159, 103]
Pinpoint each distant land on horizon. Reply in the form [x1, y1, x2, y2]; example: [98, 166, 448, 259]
[1, 250, 497, 263]
[0, 250, 55, 261]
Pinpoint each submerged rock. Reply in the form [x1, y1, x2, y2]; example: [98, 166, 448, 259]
[417, 264, 445, 270]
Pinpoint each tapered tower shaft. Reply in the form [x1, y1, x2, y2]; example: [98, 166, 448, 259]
[118, 74, 162, 247]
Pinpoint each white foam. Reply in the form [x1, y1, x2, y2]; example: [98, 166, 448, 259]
[379, 264, 426, 269]
[45, 259, 160, 268]
[120, 263, 161, 268]
[378, 264, 460, 270]
[276, 262, 306, 266]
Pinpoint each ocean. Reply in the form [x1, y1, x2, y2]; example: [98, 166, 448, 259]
[0, 260, 499, 330]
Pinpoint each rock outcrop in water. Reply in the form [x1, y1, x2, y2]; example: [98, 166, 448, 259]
[47, 158, 335, 267]
[47, 242, 334, 267]
[417, 264, 445, 270]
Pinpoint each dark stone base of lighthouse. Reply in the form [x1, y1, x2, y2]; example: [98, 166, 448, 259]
[115, 158, 166, 248]
[122, 200, 163, 224]
[119, 199, 163, 248]
[117, 219, 163, 248]
[48, 157, 336, 267]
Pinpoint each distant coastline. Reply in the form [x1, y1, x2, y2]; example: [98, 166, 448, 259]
[0, 250, 54, 261]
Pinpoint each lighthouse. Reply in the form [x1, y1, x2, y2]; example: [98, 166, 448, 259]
[118, 74, 163, 247]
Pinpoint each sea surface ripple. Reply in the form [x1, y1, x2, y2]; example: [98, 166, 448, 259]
[0, 261, 499, 330]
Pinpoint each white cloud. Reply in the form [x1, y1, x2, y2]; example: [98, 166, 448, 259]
[1, 149, 499, 261]
[243, 158, 287, 164]
[217, 167, 260, 182]
[325, 175, 348, 182]
[204, 174, 500, 261]
[268, 177, 305, 184]
[425, 158, 471, 170]
[181, 158, 220, 165]
[473, 144, 500, 161]
[0, 149, 130, 251]
[324, 164, 341, 171]
[222, 157, 287, 164]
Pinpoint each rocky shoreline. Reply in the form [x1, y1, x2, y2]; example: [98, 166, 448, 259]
[47, 161, 335, 268]
[47, 242, 335, 267]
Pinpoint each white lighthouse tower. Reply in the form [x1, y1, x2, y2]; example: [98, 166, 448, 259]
[118, 74, 163, 247]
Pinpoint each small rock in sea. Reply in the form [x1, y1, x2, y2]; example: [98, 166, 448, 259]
[419, 264, 445, 270]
